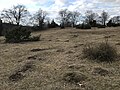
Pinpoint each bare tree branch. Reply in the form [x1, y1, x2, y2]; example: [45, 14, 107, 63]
[1, 4, 29, 25]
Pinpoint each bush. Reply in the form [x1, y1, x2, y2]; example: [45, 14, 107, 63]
[83, 23, 91, 29]
[89, 20, 97, 27]
[82, 41, 117, 62]
[29, 35, 41, 41]
[97, 24, 106, 28]
[76, 24, 82, 29]
[5, 27, 31, 43]
[48, 20, 59, 28]
[76, 23, 91, 29]
[5, 27, 40, 43]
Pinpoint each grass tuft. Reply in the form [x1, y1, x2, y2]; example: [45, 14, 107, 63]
[82, 41, 117, 62]
[63, 71, 87, 84]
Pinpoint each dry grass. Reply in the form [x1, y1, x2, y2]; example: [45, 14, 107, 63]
[0, 27, 120, 90]
[82, 41, 117, 62]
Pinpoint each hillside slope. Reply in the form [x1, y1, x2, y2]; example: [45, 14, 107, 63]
[0, 27, 120, 90]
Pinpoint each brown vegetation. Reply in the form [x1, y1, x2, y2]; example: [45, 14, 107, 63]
[0, 27, 120, 90]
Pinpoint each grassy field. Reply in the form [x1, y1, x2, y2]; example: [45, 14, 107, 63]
[0, 27, 120, 90]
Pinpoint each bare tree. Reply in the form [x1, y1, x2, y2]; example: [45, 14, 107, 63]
[101, 11, 109, 26]
[58, 9, 80, 27]
[69, 11, 80, 27]
[1, 5, 29, 25]
[112, 16, 120, 24]
[59, 9, 70, 27]
[107, 16, 120, 27]
[1, 9, 14, 23]
[31, 9, 48, 29]
[85, 10, 98, 24]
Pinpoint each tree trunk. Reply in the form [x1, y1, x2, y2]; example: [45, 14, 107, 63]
[0, 19, 3, 36]
[103, 18, 106, 26]
[17, 23, 19, 26]
[72, 22, 75, 27]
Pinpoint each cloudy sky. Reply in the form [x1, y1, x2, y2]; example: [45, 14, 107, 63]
[0, 0, 120, 19]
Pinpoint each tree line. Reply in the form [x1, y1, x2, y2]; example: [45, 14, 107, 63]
[0, 4, 120, 30]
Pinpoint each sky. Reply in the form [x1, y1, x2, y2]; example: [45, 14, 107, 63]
[0, 0, 120, 19]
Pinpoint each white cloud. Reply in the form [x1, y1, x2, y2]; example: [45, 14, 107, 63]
[98, 0, 120, 3]
[0, 0, 120, 19]
[0, 0, 35, 11]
